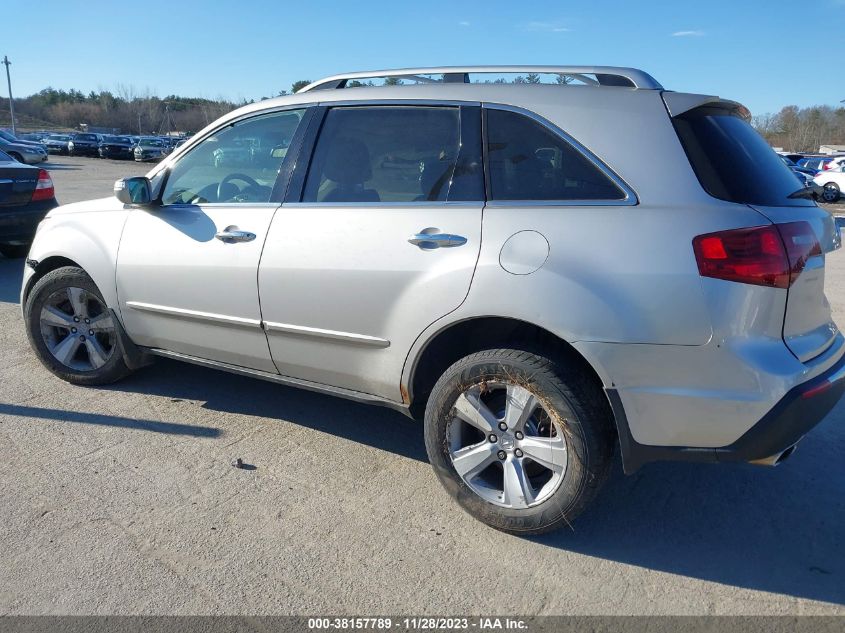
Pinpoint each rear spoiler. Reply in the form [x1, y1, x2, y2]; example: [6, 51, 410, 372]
[662, 92, 751, 121]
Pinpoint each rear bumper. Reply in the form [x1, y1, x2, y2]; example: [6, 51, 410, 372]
[0, 199, 58, 243]
[608, 349, 845, 473]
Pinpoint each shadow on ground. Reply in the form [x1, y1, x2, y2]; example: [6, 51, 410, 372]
[43, 161, 81, 171]
[113, 356, 844, 606]
[0, 402, 220, 437]
[110, 357, 427, 462]
[535, 417, 845, 606]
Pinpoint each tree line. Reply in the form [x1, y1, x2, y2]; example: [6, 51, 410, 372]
[753, 105, 845, 153]
[0, 81, 315, 135]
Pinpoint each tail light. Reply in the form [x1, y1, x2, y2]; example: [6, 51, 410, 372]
[30, 169, 54, 202]
[693, 222, 821, 289]
[823, 163, 831, 170]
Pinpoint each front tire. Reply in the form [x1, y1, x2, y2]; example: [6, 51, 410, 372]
[24, 266, 133, 386]
[424, 348, 615, 535]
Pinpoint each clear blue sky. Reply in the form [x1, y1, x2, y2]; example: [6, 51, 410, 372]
[5, 0, 841, 115]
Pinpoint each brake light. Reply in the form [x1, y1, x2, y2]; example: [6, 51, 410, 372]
[693, 222, 821, 289]
[30, 169, 54, 202]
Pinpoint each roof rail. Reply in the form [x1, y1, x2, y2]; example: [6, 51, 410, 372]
[299, 66, 663, 92]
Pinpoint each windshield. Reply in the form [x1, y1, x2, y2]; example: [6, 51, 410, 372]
[0, 130, 16, 142]
[48, 135, 71, 141]
[673, 107, 814, 207]
[76, 134, 98, 141]
[140, 139, 163, 147]
[0, 148, 11, 161]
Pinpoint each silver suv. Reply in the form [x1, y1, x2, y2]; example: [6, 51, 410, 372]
[19, 66, 845, 534]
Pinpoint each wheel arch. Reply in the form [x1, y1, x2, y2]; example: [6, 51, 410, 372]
[22, 256, 82, 305]
[406, 316, 610, 420]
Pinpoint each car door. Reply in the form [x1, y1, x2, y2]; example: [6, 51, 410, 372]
[116, 107, 310, 371]
[258, 103, 484, 401]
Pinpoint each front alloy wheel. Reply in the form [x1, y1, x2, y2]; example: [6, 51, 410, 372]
[39, 287, 116, 371]
[24, 266, 133, 385]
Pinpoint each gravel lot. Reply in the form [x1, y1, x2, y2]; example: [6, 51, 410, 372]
[0, 155, 843, 615]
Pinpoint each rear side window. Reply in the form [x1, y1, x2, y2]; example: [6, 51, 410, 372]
[303, 107, 462, 203]
[485, 108, 626, 202]
[673, 107, 813, 207]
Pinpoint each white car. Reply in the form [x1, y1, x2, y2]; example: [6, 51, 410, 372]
[814, 167, 845, 202]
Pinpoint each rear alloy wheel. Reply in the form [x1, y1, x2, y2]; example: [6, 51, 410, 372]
[24, 266, 133, 385]
[822, 182, 840, 203]
[424, 348, 615, 535]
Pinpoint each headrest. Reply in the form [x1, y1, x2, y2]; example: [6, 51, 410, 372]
[323, 137, 373, 185]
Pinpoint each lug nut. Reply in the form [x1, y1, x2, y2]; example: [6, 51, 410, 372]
[515, 431, 524, 440]
[73, 317, 80, 323]
[498, 422, 508, 431]
[515, 448, 524, 458]
[84, 319, 90, 324]
[489, 434, 498, 443]
[71, 327, 77, 333]
[497, 450, 507, 460]
[79, 335, 86, 342]
[88, 330, 94, 336]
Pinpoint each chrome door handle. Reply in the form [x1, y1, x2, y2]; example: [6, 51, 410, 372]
[408, 233, 467, 249]
[215, 227, 256, 243]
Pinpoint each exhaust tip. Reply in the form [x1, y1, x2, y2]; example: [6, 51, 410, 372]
[749, 444, 798, 467]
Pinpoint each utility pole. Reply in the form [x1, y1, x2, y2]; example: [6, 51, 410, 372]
[138, 112, 142, 136]
[2, 56, 15, 136]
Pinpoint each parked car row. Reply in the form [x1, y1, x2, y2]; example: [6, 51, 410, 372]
[2, 128, 187, 164]
[0, 129, 49, 164]
[776, 150, 845, 202]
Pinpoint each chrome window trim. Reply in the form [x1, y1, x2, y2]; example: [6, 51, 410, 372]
[162, 202, 281, 209]
[318, 99, 481, 108]
[282, 201, 481, 209]
[482, 102, 639, 207]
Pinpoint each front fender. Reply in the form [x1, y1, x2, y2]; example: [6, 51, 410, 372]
[21, 208, 130, 313]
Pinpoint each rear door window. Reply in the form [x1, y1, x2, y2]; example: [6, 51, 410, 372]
[302, 106, 465, 203]
[484, 108, 626, 202]
[673, 107, 814, 207]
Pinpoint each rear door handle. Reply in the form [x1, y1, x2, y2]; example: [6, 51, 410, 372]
[408, 233, 467, 249]
[215, 226, 256, 243]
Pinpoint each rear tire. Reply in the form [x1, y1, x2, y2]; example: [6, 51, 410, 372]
[24, 266, 133, 386]
[424, 348, 615, 535]
[0, 244, 30, 259]
[8, 152, 23, 163]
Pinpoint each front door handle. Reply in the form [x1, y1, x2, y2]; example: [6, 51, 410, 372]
[215, 226, 256, 243]
[408, 232, 467, 249]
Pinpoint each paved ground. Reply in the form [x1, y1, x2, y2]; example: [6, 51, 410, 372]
[0, 156, 843, 615]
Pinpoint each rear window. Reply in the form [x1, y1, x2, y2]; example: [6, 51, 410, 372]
[673, 107, 813, 207]
[485, 109, 626, 202]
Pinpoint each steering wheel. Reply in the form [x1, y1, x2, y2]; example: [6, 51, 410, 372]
[217, 173, 262, 202]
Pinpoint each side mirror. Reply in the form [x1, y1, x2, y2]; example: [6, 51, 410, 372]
[114, 176, 152, 205]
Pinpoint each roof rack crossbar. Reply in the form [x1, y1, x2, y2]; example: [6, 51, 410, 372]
[299, 66, 662, 92]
